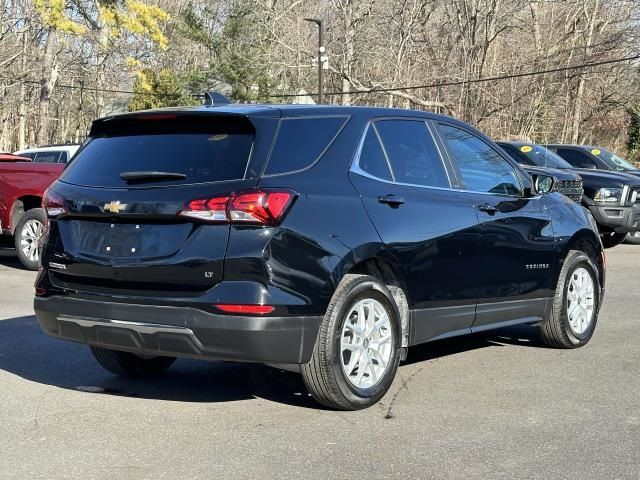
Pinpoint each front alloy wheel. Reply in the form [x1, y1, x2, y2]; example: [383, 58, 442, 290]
[566, 267, 595, 336]
[538, 249, 600, 348]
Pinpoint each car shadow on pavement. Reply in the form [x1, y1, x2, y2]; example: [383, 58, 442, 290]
[403, 323, 550, 366]
[0, 250, 27, 270]
[0, 315, 546, 409]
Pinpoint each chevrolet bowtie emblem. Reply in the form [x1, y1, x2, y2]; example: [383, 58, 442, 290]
[103, 201, 127, 213]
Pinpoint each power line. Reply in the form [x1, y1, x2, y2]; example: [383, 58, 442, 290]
[270, 54, 640, 98]
[1, 53, 638, 100]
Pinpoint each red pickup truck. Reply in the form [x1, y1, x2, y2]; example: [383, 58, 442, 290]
[0, 154, 64, 269]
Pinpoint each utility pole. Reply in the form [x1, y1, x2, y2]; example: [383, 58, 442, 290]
[304, 18, 324, 104]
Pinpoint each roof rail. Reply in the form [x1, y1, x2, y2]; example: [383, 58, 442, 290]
[36, 143, 81, 148]
[203, 92, 232, 106]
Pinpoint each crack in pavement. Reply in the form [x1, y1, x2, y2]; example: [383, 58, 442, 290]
[383, 366, 425, 419]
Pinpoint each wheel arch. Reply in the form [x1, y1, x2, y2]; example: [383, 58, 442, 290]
[10, 195, 43, 234]
[330, 251, 412, 350]
[561, 228, 605, 287]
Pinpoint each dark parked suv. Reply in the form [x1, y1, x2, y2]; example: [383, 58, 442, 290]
[35, 105, 605, 410]
[547, 144, 640, 178]
[498, 141, 640, 248]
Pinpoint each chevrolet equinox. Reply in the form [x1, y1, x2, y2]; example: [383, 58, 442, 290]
[34, 105, 605, 410]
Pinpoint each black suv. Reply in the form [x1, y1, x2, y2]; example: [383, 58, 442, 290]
[498, 141, 640, 248]
[35, 106, 605, 410]
[547, 144, 640, 178]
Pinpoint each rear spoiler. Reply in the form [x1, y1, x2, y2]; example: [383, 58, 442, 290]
[89, 111, 256, 138]
[204, 92, 231, 106]
[0, 154, 31, 162]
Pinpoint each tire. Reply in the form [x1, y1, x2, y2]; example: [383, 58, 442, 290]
[600, 232, 626, 249]
[90, 346, 176, 377]
[14, 208, 46, 270]
[301, 274, 402, 410]
[538, 250, 601, 349]
[624, 231, 640, 245]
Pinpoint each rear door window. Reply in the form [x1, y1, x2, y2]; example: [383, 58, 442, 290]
[264, 117, 348, 175]
[34, 151, 62, 163]
[556, 148, 597, 169]
[60, 117, 255, 187]
[369, 119, 449, 188]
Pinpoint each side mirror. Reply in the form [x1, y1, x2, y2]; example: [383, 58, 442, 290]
[584, 163, 598, 170]
[532, 174, 556, 195]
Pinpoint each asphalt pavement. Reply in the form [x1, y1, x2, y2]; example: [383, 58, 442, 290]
[0, 246, 638, 479]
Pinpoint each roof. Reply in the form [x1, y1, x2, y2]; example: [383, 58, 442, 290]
[497, 140, 531, 146]
[95, 103, 464, 125]
[543, 144, 603, 150]
[15, 145, 80, 155]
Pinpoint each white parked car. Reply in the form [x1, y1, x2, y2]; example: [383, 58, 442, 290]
[14, 144, 80, 164]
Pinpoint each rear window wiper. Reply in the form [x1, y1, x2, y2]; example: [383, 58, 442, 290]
[120, 171, 187, 183]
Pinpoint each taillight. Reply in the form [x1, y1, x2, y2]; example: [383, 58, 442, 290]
[215, 304, 275, 314]
[180, 189, 296, 226]
[183, 196, 230, 222]
[42, 188, 68, 218]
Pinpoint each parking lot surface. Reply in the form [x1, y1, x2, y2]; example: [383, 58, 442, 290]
[0, 246, 638, 479]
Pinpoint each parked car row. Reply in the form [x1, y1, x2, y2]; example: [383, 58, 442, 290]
[497, 142, 640, 248]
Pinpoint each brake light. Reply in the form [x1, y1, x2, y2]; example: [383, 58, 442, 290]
[134, 113, 178, 121]
[183, 196, 230, 222]
[215, 304, 275, 314]
[180, 189, 296, 225]
[42, 188, 68, 218]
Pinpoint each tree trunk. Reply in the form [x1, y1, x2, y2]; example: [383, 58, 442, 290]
[340, 1, 354, 106]
[36, 26, 59, 146]
[96, 26, 109, 118]
[17, 33, 28, 150]
[570, 0, 599, 144]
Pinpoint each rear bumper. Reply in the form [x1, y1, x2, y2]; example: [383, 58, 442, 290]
[589, 203, 640, 233]
[34, 296, 322, 364]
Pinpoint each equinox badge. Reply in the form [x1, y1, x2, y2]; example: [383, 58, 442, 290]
[103, 201, 127, 213]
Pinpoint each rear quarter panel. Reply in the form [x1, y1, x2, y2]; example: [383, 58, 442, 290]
[250, 112, 388, 315]
[0, 163, 63, 232]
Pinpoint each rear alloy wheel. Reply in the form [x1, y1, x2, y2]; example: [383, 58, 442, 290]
[340, 298, 394, 389]
[600, 232, 626, 249]
[90, 346, 176, 377]
[301, 274, 401, 410]
[14, 208, 46, 270]
[624, 231, 640, 245]
[538, 250, 601, 348]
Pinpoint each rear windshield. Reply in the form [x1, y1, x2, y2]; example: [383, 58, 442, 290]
[60, 116, 254, 187]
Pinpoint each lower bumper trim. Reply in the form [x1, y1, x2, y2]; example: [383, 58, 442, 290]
[589, 204, 640, 233]
[35, 296, 322, 364]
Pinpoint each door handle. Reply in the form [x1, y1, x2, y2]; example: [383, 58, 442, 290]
[476, 203, 499, 215]
[378, 195, 405, 207]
